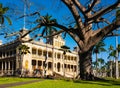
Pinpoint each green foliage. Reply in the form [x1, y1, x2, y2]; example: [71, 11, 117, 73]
[98, 58, 105, 65]
[41, 14, 57, 36]
[92, 61, 99, 68]
[5, 16, 12, 25]
[0, 3, 12, 25]
[116, 9, 120, 20]
[107, 45, 115, 59]
[117, 44, 120, 52]
[61, 45, 70, 50]
[61, 45, 71, 54]
[108, 45, 114, 51]
[18, 44, 30, 55]
[93, 41, 106, 54]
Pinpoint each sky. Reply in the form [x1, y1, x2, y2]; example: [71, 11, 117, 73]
[0, 0, 120, 63]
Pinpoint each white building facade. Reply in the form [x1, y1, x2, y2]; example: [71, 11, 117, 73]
[0, 29, 79, 78]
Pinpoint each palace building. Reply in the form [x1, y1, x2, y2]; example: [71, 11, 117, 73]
[0, 29, 79, 78]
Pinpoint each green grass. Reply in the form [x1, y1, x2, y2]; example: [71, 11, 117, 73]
[0, 77, 120, 88]
[0, 77, 38, 84]
[10, 78, 120, 88]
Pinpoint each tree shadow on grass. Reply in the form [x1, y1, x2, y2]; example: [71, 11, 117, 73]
[73, 78, 120, 87]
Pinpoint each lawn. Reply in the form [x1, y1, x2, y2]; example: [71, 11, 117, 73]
[10, 78, 120, 88]
[0, 77, 38, 84]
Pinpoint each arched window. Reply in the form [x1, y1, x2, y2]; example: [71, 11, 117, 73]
[48, 62, 52, 70]
[57, 63, 61, 72]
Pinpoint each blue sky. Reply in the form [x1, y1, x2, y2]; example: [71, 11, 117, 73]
[0, 0, 77, 49]
[0, 0, 120, 62]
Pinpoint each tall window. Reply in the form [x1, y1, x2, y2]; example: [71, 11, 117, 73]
[74, 57, 77, 62]
[48, 52, 52, 58]
[48, 62, 52, 70]
[43, 50, 47, 56]
[38, 49, 42, 56]
[32, 60, 36, 65]
[32, 48, 36, 55]
[57, 53, 61, 59]
[38, 61, 42, 66]
[32, 60, 36, 70]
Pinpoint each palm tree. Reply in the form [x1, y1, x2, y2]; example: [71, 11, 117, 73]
[17, 44, 30, 77]
[107, 45, 114, 77]
[39, 14, 57, 77]
[41, 14, 57, 38]
[115, 44, 120, 79]
[92, 61, 99, 69]
[97, 58, 105, 77]
[108, 47, 118, 78]
[0, 3, 12, 25]
[117, 44, 120, 56]
[93, 41, 106, 76]
[101, 64, 107, 77]
[98, 58, 105, 68]
[18, 44, 30, 55]
[108, 44, 120, 79]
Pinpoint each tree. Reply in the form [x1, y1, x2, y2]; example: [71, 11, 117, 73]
[0, 3, 12, 25]
[40, 13, 57, 38]
[18, 44, 30, 54]
[98, 58, 105, 69]
[107, 45, 114, 78]
[95, 58, 105, 77]
[117, 44, 120, 55]
[107, 45, 120, 79]
[93, 41, 106, 76]
[17, 44, 30, 77]
[5, 0, 120, 80]
[115, 44, 120, 79]
[40, 14, 57, 77]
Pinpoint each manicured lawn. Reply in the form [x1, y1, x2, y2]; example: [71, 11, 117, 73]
[0, 77, 38, 84]
[11, 78, 120, 88]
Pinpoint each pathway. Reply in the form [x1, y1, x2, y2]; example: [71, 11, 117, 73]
[0, 79, 41, 88]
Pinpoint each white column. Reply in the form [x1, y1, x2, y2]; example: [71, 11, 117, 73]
[12, 61, 14, 75]
[36, 48, 38, 56]
[5, 62, 7, 73]
[8, 61, 10, 70]
[1, 62, 3, 75]
[8, 61, 10, 74]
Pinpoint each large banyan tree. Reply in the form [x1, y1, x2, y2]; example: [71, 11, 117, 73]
[5, 0, 120, 80]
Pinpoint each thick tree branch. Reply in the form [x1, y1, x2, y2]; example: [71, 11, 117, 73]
[38, 22, 84, 50]
[73, 0, 87, 19]
[88, 1, 120, 23]
[62, 0, 85, 40]
[89, 19, 120, 48]
[37, 29, 64, 38]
